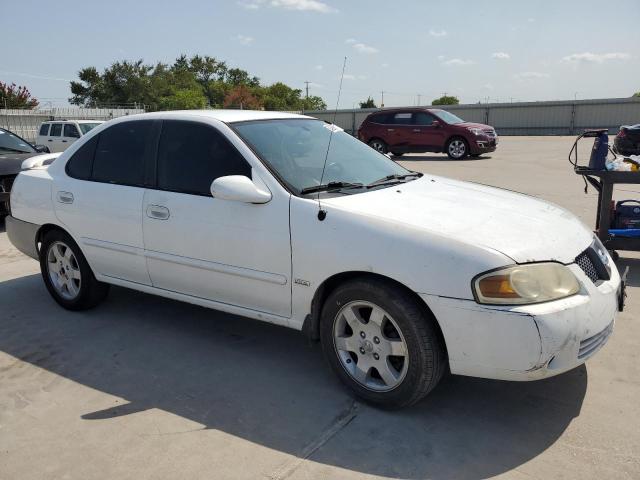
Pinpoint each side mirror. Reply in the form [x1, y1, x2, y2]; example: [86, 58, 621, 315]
[33, 145, 49, 153]
[431, 120, 441, 128]
[211, 175, 272, 204]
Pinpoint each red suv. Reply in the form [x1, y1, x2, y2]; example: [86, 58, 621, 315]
[357, 108, 498, 159]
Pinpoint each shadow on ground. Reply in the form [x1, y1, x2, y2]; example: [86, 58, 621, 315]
[617, 256, 640, 288]
[395, 154, 491, 162]
[0, 274, 586, 480]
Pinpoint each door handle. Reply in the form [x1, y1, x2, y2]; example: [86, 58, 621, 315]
[62, 140, 68, 143]
[146, 205, 170, 220]
[47, 139, 53, 142]
[413, 129, 421, 132]
[56, 191, 74, 204]
[387, 128, 395, 132]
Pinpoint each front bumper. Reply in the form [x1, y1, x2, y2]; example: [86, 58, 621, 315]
[421, 262, 621, 381]
[470, 136, 498, 154]
[5, 216, 40, 260]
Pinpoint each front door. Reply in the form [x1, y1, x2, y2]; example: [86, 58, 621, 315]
[412, 111, 445, 150]
[53, 120, 157, 285]
[142, 120, 292, 318]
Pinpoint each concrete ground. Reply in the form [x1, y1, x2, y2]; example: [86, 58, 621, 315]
[1, 136, 639, 480]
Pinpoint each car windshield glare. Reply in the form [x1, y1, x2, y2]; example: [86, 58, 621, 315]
[433, 110, 464, 125]
[0, 129, 35, 153]
[233, 119, 410, 195]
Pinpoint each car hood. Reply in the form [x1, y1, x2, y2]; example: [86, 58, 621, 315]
[454, 122, 494, 131]
[323, 175, 592, 264]
[0, 151, 40, 176]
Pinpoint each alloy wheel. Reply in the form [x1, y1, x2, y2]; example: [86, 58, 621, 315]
[46, 241, 81, 300]
[448, 139, 466, 158]
[333, 301, 409, 392]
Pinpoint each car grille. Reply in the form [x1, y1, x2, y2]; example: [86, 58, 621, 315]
[483, 129, 497, 138]
[578, 321, 613, 359]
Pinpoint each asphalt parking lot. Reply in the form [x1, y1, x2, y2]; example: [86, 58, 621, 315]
[1, 136, 639, 480]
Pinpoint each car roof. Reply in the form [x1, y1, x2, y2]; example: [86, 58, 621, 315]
[42, 120, 104, 124]
[112, 109, 312, 123]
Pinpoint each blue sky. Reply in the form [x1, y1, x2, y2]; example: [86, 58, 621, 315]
[2, 0, 639, 108]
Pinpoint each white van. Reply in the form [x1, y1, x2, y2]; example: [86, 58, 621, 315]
[36, 120, 103, 152]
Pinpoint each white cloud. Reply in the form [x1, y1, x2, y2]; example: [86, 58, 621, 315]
[239, 0, 336, 12]
[561, 52, 631, 64]
[381, 63, 389, 68]
[429, 29, 447, 37]
[343, 74, 367, 81]
[444, 58, 475, 66]
[514, 71, 550, 80]
[483, 83, 494, 90]
[236, 34, 254, 46]
[314, 64, 323, 70]
[437, 55, 445, 61]
[527, 17, 535, 22]
[492, 52, 510, 60]
[345, 38, 378, 54]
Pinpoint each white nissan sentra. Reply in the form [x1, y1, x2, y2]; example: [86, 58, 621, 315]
[6, 110, 624, 407]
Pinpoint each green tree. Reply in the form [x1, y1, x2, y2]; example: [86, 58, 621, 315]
[634, 91, 640, 98]
[432, 95, 460, 106]
[0, 82, 39, 109]
[159, 88, 208, 110]
[301, 95, 327, 111]
[359, 97, 377, 108]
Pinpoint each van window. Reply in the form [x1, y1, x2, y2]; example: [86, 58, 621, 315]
[63, 124, 80, 138]
[50, 124, 62, 137]
[156, 120, 251, 196]
[91, 121, 154, 186]
[39, 124, 50, 136]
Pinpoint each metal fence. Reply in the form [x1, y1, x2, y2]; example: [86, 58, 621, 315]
[0, 107, 146, 142]
[302, 97, 640, 136]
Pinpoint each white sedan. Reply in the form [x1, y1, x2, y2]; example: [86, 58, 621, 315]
[6, 110, 624, 407]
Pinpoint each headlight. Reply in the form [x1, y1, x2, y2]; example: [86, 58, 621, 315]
[473, 263, 580, 305]
[467, 127, 483, 136]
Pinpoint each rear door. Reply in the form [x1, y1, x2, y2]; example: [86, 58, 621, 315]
[53, 120, 157, 285]
[387, 112, 414, 151]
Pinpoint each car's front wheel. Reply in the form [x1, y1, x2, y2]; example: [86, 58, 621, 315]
[446, 137, 468, 159]
[320, 277, 446, 408]
[40, 229, 109, 310]
[368, 138, 388, 154]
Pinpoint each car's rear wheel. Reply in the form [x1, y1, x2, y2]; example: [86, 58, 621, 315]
[40, 230, 109, 310]
[446, 137, 468, 159]
[320, 277, 446, 408]
[368, 138, 388, 154]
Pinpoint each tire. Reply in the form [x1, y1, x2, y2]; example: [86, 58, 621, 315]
[320, 277, 446, 408]
[470, 153, 481, 158]
[391, 151, 404, 157]
[446, 137, 469, 159]
[368, 138, 388, 154]
[40, 229, 109, 310]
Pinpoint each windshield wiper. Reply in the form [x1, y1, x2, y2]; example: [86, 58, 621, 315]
[300, 181, 364, 194]
[366, 172, 422, 188]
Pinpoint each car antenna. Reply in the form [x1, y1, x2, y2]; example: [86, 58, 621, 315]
[317, 56, 347, 222]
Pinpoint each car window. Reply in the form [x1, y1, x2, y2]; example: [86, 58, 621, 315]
[0, 129, 36, 154]
[92, 120, 154, 186]
[369, 113, 392, 124]
[392, 113, 413, 125]
[63, 124, 80, 138]
[66, 135, 98, 180]
[39, 124, 50, 136]
[156, 120, 251, 196]
[413, 112, 436, 126]
[79, 123, 101, 135]
[50, 124, 62, 137]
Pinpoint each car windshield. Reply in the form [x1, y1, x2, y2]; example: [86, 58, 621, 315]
[79, 123, 102, 134]
[0, 129, 35, 154]
[233, 119, 411, 195]
[432, 110, 465, 125]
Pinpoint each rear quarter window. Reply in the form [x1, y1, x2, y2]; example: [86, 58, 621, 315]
[66, 136, 98, 180]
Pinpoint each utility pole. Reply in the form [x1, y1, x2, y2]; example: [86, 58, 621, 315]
[304, 81, 311, 100]
[380, 90, 385, 108]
